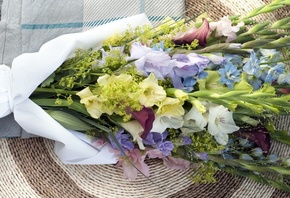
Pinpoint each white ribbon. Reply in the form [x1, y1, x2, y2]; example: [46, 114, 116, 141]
[0, 14, 151, 164]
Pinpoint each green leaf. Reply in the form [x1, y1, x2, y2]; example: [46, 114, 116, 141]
[271, 17, 290, 29]
[33, 98, 89, 115]
[40, 73, 56, 87]
[269, 130, 290, 146]
[46, 110, 93, 131]
[234, 74, 253, 92]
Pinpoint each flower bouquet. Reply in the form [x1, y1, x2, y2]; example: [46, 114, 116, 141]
[1, 0, 290, 192]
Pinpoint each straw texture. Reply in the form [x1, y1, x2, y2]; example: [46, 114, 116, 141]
[0, 0, 289, 197]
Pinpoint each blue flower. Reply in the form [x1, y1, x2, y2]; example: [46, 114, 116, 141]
[224, 54, 243, 67]
[277, 73, 290, 85]
[109, 130, 134, 151]
[265, 63, 285, 83]
[259, 49, 283, 65]
[247, 75, 263, 90]
[218, 62, 241, 89]
[243, 51, 262, 77]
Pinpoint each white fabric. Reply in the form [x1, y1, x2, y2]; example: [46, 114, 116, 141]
[0, 14, 151, 164]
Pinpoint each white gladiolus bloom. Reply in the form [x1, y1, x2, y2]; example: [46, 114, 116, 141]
[207, 105, 239, 145]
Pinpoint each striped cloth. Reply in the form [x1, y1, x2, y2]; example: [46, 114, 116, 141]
[0, 0, 184, 66]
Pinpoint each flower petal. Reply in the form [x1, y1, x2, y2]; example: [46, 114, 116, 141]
[173, 18, 210, 46]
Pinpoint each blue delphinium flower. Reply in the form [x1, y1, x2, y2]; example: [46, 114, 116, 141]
[224, 54, 243, 67]
[143, 131, 174, 156]
[109, 129, 135, 151]
[243, 50, 270, 90]
[259, 49, 283, 64]
[278, 73, 290, 85]
[265, 62, 285, 83]
[243, 51, 262, 77]
[218, 62, 241, 89]
[247, 75, 263, 90]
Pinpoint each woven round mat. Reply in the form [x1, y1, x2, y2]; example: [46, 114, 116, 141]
[1, 0, 290, 197]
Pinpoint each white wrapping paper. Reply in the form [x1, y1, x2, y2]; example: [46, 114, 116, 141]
[0, 14, 151, 164]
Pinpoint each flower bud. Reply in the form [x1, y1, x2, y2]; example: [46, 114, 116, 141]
[271, 17, 290, 29]
[239, 138, 253, 147]
[267, 154, 279, 163]
[282, 158, 290, 167]
[251, 147, 263, 157]
[240, 154, 254, 161]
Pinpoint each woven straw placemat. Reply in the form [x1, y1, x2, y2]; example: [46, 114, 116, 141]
[0, 0, 290, 197]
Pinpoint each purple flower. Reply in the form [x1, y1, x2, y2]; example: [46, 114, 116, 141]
[182, 136, 192, 145]
[109, 130, 134, 151]
[157, 141, 174, 156]
[143, 131, 174, 156]
[128, 42, 173, 79]
[127, 106, 155, 139]
[234, 125, 271, 155]
[169, 53, 210, 91]
[194, 152, 209, 161]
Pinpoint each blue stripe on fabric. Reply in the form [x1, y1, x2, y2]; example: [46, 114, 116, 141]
[139, 0, 145, 13]
[21, 22, 83, 29]
[21, 16, 183, 30]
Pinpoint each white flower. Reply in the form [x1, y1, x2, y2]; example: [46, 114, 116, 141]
[181, 105, 208, 135]
[207, 105, 239, 145]
[151, 115, 184, 133]
[210, 16, 244, 42]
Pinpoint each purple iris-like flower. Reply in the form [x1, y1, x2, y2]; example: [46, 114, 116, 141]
[143, 131, 174, 156]
[129, 42, 173, 79]
[109, 130, 134, 151]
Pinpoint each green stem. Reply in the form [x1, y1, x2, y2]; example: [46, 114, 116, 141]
[34, 87, 78, 95]
[222, 166, 290, 193]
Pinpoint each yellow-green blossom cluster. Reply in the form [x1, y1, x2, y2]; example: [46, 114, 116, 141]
[190, 131, 225, 153]
[191, 161, 218, 184]
[56, 49, 101, 89]
[98, 49, 127, 73]
[77, 73, 168, 121]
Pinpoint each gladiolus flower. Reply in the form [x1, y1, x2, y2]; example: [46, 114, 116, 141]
[138, 73, 167, 107]
[173, 18, 210, 46]
[76, 87, 106, 119]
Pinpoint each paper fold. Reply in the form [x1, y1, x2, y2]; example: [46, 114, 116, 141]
[0, 14, 151, 164]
